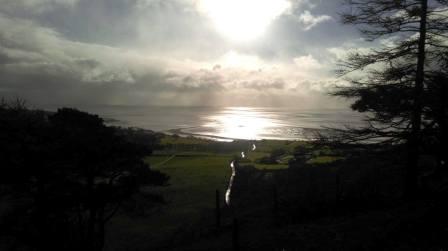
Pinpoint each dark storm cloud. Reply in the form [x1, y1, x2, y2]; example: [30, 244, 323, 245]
[0, 50, 14, 65]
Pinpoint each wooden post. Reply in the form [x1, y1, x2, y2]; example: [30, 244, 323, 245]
[215, 189, 220, 228]
[335, 169, 342, 216]
[232, 218, 239, 251]
[273, 185, 278, 215]
[336, 170, 341, 203]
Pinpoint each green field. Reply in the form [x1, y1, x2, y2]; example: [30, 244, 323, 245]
[106, 135, 337, 250]
[107, 152, 233, 250]
[147, 153, 233, 211]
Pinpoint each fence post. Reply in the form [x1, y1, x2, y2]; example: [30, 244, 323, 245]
[336, 170, 341, 204]
[215, 189, 221, 228]
[273, 185, 278, 215]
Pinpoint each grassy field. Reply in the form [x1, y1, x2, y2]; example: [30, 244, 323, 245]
[106, 135, 340, 250]
[147, 153, 233, 211]
[104, 134, 447, 251]
[157, 135, 309, 170]
[106, 135, 300, 249]
[107, 152, 233, 250]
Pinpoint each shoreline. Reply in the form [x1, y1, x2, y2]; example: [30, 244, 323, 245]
[163, 126, 324, 143]
[116, 124, 323, 143]
[166, 128, 239, 142]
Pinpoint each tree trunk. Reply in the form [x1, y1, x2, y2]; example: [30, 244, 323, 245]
[405, 0, 428, 199]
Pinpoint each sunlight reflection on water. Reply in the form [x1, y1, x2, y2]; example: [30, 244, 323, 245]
[203, 107, 280, 140]
[57, 105, 365, 141]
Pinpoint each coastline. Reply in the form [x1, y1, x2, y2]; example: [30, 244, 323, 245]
[166, 128, 239, 142]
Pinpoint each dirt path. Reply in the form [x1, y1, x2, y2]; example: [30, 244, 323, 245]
[153, 155, 176, 168]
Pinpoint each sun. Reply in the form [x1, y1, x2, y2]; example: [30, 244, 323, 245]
[197, 0, 290, 42]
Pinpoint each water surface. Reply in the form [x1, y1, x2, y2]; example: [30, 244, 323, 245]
[41, 105, 365, 140]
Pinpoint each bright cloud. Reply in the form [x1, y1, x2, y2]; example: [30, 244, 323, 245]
[0, 0, 358, 108]
[296, 10, 332, 30]
[293, 55, 322, 70]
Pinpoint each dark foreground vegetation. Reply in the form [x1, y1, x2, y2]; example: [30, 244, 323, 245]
[0, 100, 169, 251]
[149, 136, 448, 250]
[1, 99, 447, 250]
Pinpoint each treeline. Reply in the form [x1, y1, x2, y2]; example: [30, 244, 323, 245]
[0, 100, 168, 251]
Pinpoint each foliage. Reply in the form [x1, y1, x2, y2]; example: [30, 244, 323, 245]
[256, 148, 286, 164]
[0, 102, 168, 251]
[333, 0, 448, 196]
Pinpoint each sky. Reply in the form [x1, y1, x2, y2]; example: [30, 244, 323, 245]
[0, 0, 365, 108]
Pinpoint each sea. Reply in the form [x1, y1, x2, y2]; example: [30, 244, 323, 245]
[40, 105, 365, 141]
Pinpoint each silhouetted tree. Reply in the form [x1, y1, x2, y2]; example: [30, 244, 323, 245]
[334, 0, 448, 197]
[0, 102, 168, 251]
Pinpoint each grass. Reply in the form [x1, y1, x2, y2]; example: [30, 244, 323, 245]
[254, 139, 305, 153]
[107, 152, 233, 250]
[307, 156, 344, 165]
[160, 135, 211, 146]
[106, 135, 306, 250]
[157, 135, 300, 170]
[105, 135, 441, 250]
[147, 153, 232, 209]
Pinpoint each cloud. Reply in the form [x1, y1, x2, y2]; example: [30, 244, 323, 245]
[237, 79, 286, 91]
[0, 0, 358, 108]
[217, 51, 267, 70]
[288, 0, 317, 10]
[296, 10, 332, 30]
[293, 54, 322, 70]
[0, 13, 286, 105]
[295, 79, 339, 93]
[163, 69, 225, 91]
[0, 0, 79, 14]
[0, 14, 138, 85]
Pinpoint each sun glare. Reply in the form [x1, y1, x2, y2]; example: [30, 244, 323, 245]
[197, 0, 291, 42]
[204, 107, 277, 140]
